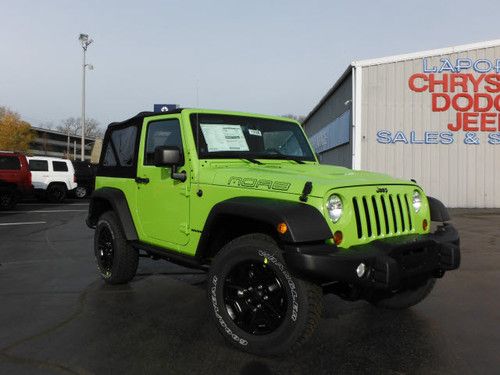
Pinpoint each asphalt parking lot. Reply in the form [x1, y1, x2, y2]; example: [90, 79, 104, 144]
[0, 202, 499, 375]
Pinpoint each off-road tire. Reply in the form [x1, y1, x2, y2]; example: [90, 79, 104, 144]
[207, 233, 323, 356]
[370, 278, 436, 310]
[94, 211, 138, 284]
[47, 184, 67, 203]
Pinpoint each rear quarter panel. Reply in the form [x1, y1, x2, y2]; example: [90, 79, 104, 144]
[0, 154, 31, 192]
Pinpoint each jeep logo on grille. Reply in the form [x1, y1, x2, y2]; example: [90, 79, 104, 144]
[376, 187, 388, 193]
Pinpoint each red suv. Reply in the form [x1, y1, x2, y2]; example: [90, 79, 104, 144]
[0, 152, 33, 209]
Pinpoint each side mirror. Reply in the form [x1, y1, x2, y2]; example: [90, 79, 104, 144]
[154, 146, 183, 167]
[153, 146, 186, 182]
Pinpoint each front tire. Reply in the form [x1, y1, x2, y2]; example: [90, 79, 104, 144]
[207, 234, 323, 356]
[47, 184, 66, 203]
[369, 278, 436, 310]
[94, 211, 138, 284]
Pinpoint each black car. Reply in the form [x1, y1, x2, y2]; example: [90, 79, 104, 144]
[72, 161, 96, 198]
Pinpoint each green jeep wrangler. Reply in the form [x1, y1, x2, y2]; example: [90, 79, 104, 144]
[87, 108, 460, 355]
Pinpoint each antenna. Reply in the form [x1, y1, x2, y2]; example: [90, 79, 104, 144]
[195, 79, 201, 193]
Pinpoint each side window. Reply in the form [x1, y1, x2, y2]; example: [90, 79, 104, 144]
[0, 156, 20, 170]
[102, 143, 117, 166]
[111, 126, 137, 167]
[53, 161, 69, 172]
[144, 119, 182, 165]
[29, 160, 49, 172]
[98, 122, 141, 178]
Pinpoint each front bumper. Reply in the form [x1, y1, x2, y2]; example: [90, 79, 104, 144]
[283, 223, 460, 290]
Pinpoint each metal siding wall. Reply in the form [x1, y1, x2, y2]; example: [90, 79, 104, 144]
[361, 46, 500, 208]
[304, 73, 353, 168]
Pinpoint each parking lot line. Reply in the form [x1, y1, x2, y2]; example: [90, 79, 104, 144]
[1, 210, 87, 214]
[0, 221, 46, 226]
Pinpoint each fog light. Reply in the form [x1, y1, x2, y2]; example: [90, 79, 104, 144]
[356, 263, 366, 278]
[333, 231, 343, 245]
[423, 219, 428, 231]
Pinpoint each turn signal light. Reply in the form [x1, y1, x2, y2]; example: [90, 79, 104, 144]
[423, 219, 428, 231]
[277, 222, 288, 234]
[333, 231, 343, 245]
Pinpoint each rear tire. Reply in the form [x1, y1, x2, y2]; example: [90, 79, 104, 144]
[74, 186, 88, 199]
[94, 211, 138, 284]
[369, 278, 436, 310]
[207, 233, 323, 356]
[47, 184, 66, 203]
[0, 190, 17, 210]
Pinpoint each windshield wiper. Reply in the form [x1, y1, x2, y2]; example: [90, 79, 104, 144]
[281, 156, 305, 164]
[244, 158, 262, 165]
[264, 151, 305, 164]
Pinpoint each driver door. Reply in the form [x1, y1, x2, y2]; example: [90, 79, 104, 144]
[136, 116, 190, 247]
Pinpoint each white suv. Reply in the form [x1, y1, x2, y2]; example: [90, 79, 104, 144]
[27, 157, 77, 202]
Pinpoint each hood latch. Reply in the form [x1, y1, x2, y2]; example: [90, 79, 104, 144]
[300, 181, 313, 202]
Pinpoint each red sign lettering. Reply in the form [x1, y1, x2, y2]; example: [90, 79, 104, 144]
[410, 71, 500, 132]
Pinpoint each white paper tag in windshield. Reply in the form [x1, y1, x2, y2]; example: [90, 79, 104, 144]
[200, 124, 249, 152]
[248, 129, 262, 136]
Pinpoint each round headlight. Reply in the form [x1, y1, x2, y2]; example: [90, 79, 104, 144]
[412, 190, 422, 212]
[327, 194, 343, 223]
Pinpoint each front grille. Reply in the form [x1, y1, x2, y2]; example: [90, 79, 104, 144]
[352, 193, 414, 239]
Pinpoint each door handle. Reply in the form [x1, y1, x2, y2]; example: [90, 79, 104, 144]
[135, 177, 150, 184]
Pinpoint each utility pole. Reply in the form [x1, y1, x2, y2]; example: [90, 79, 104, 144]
[66, 130, 70, 158]
[78, 33, 94, 161]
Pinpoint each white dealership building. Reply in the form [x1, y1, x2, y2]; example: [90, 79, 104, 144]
[303, 40, 500, 208]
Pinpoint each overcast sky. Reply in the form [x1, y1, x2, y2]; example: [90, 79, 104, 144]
[1, 0, 499, 129]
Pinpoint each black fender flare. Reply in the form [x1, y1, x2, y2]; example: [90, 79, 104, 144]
[86, 187, 138, 241]
[427, 196, 450, 222]
[196, 197, 332, 256]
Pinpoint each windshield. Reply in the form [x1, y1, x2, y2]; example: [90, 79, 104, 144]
[190, 114, 316, 162]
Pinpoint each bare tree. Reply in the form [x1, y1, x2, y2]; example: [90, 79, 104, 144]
[57, 117, 78, 136]
[83, 118, 103, 138]
[282, 114, 306, 124]
[57, 117, 104, 138]
[39, 121, 55, 130]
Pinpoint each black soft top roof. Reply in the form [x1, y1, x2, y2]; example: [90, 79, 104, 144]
[108, 108, 185, 129]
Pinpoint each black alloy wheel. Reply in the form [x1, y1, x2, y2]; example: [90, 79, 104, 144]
[75, 186, 88, 199]
[208, 233, 323, 355]
[223, 260, 288, 335]
[96, 226, 114, 276]
[94, 211, 138, 284]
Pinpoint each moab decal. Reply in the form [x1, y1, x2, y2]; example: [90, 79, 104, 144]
[228, 176, 291, 191]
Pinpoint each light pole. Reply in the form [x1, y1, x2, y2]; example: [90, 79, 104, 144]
[78, 33, 93, 161]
